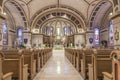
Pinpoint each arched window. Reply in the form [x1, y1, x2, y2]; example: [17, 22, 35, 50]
[69, 26, 73, 35]
[2, 20, 8, 45]
[94, 28, 99, 45]
[64, 27, 67, 35]
[50, 26, 54, 35]
[17, 28, 23, 44]
[109, 20, 114, 44]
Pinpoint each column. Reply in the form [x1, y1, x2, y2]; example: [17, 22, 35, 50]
[109, 0, 120, 49]
[23, 31, 32, 48]
[85, 30, 94, 48]
[32, 34, 43, 48]
[0, 13, 6, 49]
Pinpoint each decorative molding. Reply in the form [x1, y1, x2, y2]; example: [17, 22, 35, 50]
[9, 30, 16, 33]
[0, 13, 6, 19]
[109, 11, 120, 20]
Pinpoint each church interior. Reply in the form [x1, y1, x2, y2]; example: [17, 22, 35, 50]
[0, 0, 120, 80]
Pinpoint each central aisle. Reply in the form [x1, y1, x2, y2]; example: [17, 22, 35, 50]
[34, 50, 83, 80]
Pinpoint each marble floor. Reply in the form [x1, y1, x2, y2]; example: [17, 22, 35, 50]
[33, 50, 83, 80]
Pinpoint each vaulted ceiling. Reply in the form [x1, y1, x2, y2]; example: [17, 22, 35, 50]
[2, 0, 113, 31]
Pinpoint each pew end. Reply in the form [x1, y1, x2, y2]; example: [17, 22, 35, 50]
[3, 72, 13, 80]
[23, 64, 28, 80]
[88, 64, 93, 80]
[102, 72, 113, 80]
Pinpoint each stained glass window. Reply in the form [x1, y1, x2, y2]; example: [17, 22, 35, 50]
[2, 20, 8, 45]
[69, 26, 73, 35]
[64, 27, 67, 35]
[17, 28, 23, 44]
[109, 21, 114, 44]
[50, 26, 53, 35]
[94, 28, 99, 45]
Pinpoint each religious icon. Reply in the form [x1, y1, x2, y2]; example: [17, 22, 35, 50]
[24, 38, 28, 44]
[89, 38, 93, 44]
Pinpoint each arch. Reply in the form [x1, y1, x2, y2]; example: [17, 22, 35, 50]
[40, 18, 77, 34]
[88, 0, 113, 30]
[30, 5, 86, 32]
[2, 0, 29, 28]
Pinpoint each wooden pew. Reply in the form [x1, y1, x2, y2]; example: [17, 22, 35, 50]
[88, 49, 113, 80]
[34, 49, 40, 72]
[102, 50, 120, 80]
[2, 50, 28, 80]
[73, 49, 77, 67]
[22, 49, 36, 80]
[65, 48, 70, 61]
[40, 49, 44, 68]
[0, 52, 13, 80]
[80, 49, 93, 79]
[41, 48, 52, 67]
[75, 49, 83, 72]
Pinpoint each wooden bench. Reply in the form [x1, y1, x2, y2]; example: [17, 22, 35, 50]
[88, 49, 113, 80]
[81, 49, 93, 79]
[0, 52, 13, 80]
[76, 49, 83, 72]
[40, 48, 52, 67]
[34, 49, 40, 72]
[22, 49, 36, 80]
[2, 50, 28, 80]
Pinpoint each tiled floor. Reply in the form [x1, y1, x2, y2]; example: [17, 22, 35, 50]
[33, 50, 83, 80]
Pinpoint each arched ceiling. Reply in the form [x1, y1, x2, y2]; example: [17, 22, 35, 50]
[2, 0, 113, 31]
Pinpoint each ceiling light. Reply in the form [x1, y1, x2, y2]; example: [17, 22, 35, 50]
[109, 12, 113, 15]
[3, 12, 7, 15]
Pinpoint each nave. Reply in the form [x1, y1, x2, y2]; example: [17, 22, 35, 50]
[34, 50, 83, 80]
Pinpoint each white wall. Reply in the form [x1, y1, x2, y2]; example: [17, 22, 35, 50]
[74, 34, 85, 48]
[32, 34, 43, 48]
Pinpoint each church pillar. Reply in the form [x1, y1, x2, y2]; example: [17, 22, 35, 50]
[85, 30, 94, 48]
[0, 13, 6, 49]
[109, 0, 120, 49]
[32, 34, 43, 48]
[23, 31, 32, 48]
